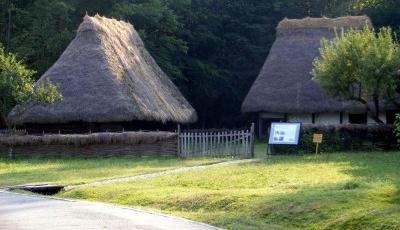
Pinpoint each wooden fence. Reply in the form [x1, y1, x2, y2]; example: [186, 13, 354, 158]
[178, 124, 255, 158]
[0, 131, 178, 158]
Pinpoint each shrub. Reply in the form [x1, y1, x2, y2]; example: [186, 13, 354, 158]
[0, 45, 62, 127]
[393, 114, 400, 145]
[271, 124, 396, 154]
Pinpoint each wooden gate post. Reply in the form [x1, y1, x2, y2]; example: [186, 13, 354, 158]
[250, 123, 255, 158]
[8, 146, 13, 159]
[177, 124, 181, 157]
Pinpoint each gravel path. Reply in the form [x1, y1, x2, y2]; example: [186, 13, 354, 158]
[66, 159, 258, 191]
[0, 191, 222, 230]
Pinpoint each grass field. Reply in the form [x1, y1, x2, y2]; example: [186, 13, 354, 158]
[59, 150, 400, 229]
[0, 156, 226, 186]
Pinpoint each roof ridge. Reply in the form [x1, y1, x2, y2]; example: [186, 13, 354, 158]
[277, 15, 372, 31]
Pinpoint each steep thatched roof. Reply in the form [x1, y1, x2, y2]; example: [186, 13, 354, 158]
[242, 16, 372, 114]
[9, 15, 197, 125]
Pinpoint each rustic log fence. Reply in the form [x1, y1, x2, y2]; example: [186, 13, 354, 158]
[0, 131, 177, 158]
[178, 123, 255, 158]
[1, 125, 255, 159]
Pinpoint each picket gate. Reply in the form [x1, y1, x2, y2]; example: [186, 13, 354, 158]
[178, 123, 255, 158]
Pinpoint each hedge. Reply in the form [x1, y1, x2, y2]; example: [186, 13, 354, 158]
[270, 124, 397, 154]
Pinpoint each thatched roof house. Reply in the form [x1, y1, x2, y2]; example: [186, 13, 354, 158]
[242, 16, 396, 136]
[8, 15, 196, 133]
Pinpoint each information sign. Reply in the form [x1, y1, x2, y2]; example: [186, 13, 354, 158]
[268, 123, 301, 145]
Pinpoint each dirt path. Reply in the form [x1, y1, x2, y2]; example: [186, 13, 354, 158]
[66, 159, 258, 191]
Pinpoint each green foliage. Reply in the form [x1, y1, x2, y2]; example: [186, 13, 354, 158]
[273, 125, 396, 154]
[0, 0, 282, 128]
[312, 26, 400, 122]
[0, 45, 62, 126]
[10, 0, 75, 75]
[393, 114, 400, 144]
[0, 45, 35, 120]
[33, 79, 63, 104]
[353, 0, 386, 10]
[273, 0, 354, 17]
[0, 0, 399, 127]
[110, 0, 188, 83]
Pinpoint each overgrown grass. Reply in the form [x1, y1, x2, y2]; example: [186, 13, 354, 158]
[0, 156, 226, 186]
[59, 150, 400, 229]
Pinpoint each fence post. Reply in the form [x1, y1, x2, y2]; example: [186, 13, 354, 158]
[8, 146, 13, 159]
[250, 123, 255, 158]
[219, 132, 222, 156]
[177, 124, 181, 157]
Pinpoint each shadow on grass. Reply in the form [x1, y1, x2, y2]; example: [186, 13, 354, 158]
[0, 155, 228, 186]
[173, 181, 400, 229]
[172, 151, 400, 229]
[0, 156, 187, 186]
[57, 151, 400, 229]
[250, 151, 400, 229]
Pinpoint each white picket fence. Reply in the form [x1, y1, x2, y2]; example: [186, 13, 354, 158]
[178, 124, 255, 158]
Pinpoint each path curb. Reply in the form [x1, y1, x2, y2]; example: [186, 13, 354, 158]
[65, 158, 259, 190]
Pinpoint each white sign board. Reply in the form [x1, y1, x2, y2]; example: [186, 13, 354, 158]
[268, 122, 301, 145]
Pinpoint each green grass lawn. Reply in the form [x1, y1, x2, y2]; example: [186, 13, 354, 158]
[59, 149, 400, 229]
[0, 156, 226, 186]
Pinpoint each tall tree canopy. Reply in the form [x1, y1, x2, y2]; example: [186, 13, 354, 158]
[0, 45, 62, 127]
[312, 26, 400, 123]
[0, 0, 399, 128]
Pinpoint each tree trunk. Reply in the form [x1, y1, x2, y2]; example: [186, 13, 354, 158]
[0, 113, 9, 129]
[6, 6, 12, 51]
[387, 92, 400, 109]
[303, 0, 312, 16]
[369, 95, 384, 124]
[351, 96, 384, 124]
[368, 114, 384, 124]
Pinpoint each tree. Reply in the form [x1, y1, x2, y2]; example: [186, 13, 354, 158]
[10, 0, 75, 76]
[0, 45, 62, 127]
[312, 26, 400, 123]
[351, 0, 400, 31]
[1, 0, 399, 128]
[110, 0, 188, 84]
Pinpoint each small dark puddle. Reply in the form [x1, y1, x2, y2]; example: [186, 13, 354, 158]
[12, 185, 64, 195]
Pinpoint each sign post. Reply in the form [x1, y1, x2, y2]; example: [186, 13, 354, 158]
[268, 122, 301, 155]
[313, 134, 323, 154]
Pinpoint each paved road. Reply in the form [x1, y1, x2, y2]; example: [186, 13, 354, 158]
[0, 191, 221, 230]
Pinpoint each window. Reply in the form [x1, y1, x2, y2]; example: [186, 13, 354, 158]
[348, 113, 367, 124]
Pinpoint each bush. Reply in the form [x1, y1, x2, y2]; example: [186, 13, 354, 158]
[271, 124, 396, 154]
[0, 45, 62, 128]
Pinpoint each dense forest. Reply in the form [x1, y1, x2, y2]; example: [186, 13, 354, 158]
[1, 0, 399, 128]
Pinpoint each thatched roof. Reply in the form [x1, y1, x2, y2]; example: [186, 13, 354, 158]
[242, 16, 372, 114]
[9, 15, 197, 125]
[277, 16, 371, 30]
